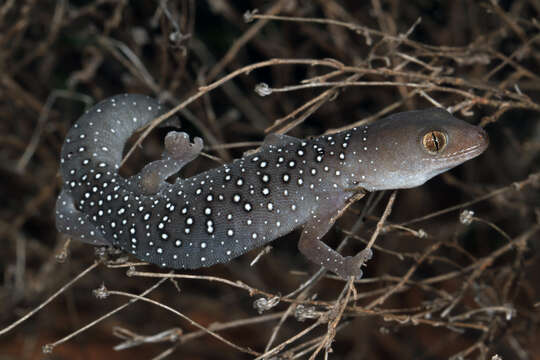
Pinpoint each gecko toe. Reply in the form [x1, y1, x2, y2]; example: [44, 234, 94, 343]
[165, 131, 202, 159]
[340, 249, 373, 279]
[193, 137, 204, 152]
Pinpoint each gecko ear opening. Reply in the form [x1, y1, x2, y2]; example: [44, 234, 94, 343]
[422, 130, 447, 154]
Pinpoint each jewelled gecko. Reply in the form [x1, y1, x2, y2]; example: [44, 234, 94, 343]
[55, 94, 488, 278]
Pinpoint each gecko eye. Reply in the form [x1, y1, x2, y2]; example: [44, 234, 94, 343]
[422, 130, 447, 154]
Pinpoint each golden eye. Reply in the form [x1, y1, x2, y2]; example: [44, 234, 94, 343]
[422, 130, 447, 154]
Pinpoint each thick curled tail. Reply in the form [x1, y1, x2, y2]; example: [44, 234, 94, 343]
[59, 94, 170, 181]
[56, 94, 173, 244]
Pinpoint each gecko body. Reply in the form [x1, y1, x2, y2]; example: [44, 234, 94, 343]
[56, 94, 488, 278]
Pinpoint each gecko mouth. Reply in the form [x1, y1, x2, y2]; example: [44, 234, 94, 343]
[454, 128, 489, 160]
[452, 141, 488, 160]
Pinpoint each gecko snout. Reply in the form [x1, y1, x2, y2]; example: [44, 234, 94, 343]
[459, 125, 489, 161]
[478, 127, 489, 144]
[475, 127, 489, 152]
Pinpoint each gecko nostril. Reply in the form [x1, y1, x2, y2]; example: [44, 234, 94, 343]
[477, 128, 489, 144]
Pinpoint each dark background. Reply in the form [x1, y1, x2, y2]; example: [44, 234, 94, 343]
[0, 1, 539, 359]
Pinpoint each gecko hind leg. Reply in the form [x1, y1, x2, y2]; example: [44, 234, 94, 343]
[55, 190, 109, 245]
[128, 131, 203, 195]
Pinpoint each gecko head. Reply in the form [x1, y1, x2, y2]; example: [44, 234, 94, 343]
[358, 108, 489, 191]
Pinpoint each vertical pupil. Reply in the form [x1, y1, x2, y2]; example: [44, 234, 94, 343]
[431, 132, 440, 151]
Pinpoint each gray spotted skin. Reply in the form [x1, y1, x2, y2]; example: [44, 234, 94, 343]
[56, 95, 489, 278]
[56, 94, 171, 246]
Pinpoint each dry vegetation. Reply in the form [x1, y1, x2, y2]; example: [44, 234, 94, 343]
[0, 1, 539, 359]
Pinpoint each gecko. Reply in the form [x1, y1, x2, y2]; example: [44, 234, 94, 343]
[55, 94, 488, 279]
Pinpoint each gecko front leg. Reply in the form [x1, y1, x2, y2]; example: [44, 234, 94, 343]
[128, 131, 203, 195]
[298, 192, 372, 279]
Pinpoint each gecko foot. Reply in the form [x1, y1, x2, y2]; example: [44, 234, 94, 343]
[164, 131, 203, 160]
[341, 248, 373, 280]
